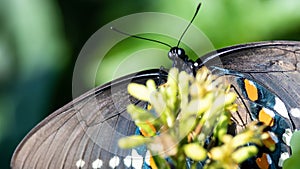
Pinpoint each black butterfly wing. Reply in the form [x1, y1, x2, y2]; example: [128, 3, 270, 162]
[11, 69, 168, 169]
[198, 41, 300, 168]
[12, 40, 300, 169]
[200, 40, 300, 129]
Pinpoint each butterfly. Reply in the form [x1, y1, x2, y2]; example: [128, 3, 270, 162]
[11, 3, 300, 169]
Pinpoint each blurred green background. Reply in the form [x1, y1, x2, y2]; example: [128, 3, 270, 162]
[1, 0, 300, 168]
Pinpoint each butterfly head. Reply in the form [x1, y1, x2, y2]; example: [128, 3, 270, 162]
[168, 47, 196, 74]
[168, 47, 187, 61]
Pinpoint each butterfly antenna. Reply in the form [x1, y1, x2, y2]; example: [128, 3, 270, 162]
[110, 27, 172, 48]
[176, 3, 202, 47]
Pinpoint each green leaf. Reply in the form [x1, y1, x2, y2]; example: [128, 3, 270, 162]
[283, 130, 300, 169]
[290, 130, 300, 153]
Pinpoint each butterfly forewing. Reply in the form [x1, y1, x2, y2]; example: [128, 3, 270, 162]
[11, 69, 168, 169]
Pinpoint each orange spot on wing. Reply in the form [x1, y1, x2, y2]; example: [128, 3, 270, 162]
[256, 153, 271, 169]
[258, 108, 275, 126]
[244, 79, 258, 101]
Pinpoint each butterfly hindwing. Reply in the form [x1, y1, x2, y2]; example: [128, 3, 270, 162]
[200, 41, 300, 129]
[199, 41, 300, 168]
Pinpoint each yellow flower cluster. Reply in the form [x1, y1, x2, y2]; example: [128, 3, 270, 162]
[119, 67, 271, 169]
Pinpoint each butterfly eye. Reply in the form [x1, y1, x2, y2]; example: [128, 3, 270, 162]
[177, 48, 183, 55]
[177, 48, 186, 59]
[168, 50, 175, 59]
